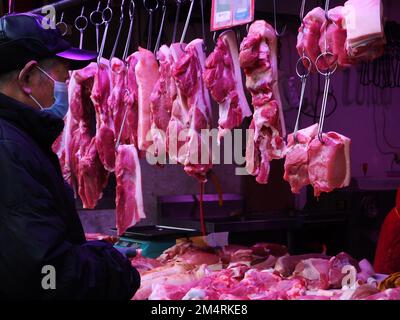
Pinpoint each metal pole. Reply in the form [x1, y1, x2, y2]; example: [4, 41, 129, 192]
[8, 0, 15, 14]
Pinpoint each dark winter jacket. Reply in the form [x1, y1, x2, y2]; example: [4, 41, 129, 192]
[0, 92, 140, 300]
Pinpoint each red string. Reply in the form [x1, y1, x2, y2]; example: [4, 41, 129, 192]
[199, 181, 206, 236]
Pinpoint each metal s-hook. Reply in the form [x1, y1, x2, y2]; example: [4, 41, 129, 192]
[180, 0, 195, 44]
[110, 0, 126, 65]
[172, 0, 184, 44]
[56, 12, 68, 37]
[315, 52, 337, 143]
[90, 1, 104, 52]
[212, 31, 218, 45]
[154, 0, 167, 54]
[293, 55, 312, 143]
[123, 0, 136, 62]
[143, 0, 159, 50]
[97, 0, 113, 64]
[200, 0, 207, 52]
[75, 6, 88, 50]
[273, 0, 286, 37]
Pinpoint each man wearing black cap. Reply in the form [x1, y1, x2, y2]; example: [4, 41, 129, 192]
[0, 14, 140, 299]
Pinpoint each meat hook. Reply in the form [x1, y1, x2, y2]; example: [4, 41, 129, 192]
[154, 0, 167, 54]
[315, 52, 337, 143]
[273, 0, 286, 37]
[172, 0, 185, 44]
[8, 0, 14, 14]
[75, 6, 88, 50]
[293, 55, 312, 143]
[122, 0, 136, 62]
[56, 12, 68, 37]
[200, 0, 207, 52]
[97, 0, 113, 64]
[90, 1, 104, 53]
[180, 0, 195, 45]
[143, 0, 159, 51]
[110, 0, 127, 66]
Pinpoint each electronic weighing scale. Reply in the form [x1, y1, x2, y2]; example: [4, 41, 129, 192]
[113, 225, 201, 258]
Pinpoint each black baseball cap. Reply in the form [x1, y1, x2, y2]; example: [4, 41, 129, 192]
[0, 13, 97, 73]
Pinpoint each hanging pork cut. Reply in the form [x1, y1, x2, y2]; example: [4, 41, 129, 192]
[284, 124, 318, 194]
[125, 53, 140, 147]
[308, 132, 351, 197]
[343, 0, 385, 61]
[109, 58, 130, 145]
[239, 20, 286, 184]
[318, 6, 355, 69]
[115, 144, 145, 235]
[78, 136, 109, 209]
[297, 7, 328, 71]
[135, 48, 160, 153]
[149, 45, 175, 159]
[172, 39, 213, 182]
[91, 62, 115, 172]
[167, 43, 191, 165]
[68, 63, 110, 209]
[204, 30, 251, 141]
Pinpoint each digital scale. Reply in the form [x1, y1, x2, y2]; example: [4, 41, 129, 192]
[113, 225, 201, 258]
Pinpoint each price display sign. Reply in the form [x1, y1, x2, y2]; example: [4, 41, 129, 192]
[210, 0, 255, 31]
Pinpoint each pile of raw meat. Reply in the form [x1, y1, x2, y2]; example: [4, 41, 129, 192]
[130, 241, 399, 300]
[296, 0, 385, 70]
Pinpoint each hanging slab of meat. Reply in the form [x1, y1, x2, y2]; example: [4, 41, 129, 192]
[172, 39, 213, 182]
[149, 45, 175, 159]
[308, 132, 351, 197]
[204, 30, 251, 141]
[239, 20, 286, 184]
[109, 58, 130, 145]
[115, 144, 145, 236]
[135, 48, 160, 153]
[77, 136, 109, 209]
[297, 7, 328, 71]
[64, 63, 110, 209]
[284, 123, 318, 193]
[125, 53, 140, 147]
[318, 6, 356, 69]
[91, 62, 115, 172]
[343, 0, 385, 61]
[167, 43, 191, 165]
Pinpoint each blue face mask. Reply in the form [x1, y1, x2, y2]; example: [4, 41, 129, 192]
[29, 66, 69, 119]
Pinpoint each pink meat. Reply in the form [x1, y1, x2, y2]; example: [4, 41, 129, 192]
[77, 136, 109, 209]
[297, 7, 328, 71]
[284, 123, 318, 193]
[240, 20, 287, 185]
[109, 58, 130, 145]
[293, 258, 331, 290]
[91, 62, 115, 172]
[172, 39, 213, 182]
[204, 30, 251, 141]
[149, 45, 175, 158]
[126, 53, 140, 147]
[115, 144, 145, 236]
[135, 48, 160, 153]
[308, 131, 351, 197]
[328, 252, 360, 288]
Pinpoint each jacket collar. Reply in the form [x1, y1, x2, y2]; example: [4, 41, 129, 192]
[0, 92, 64, 150]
